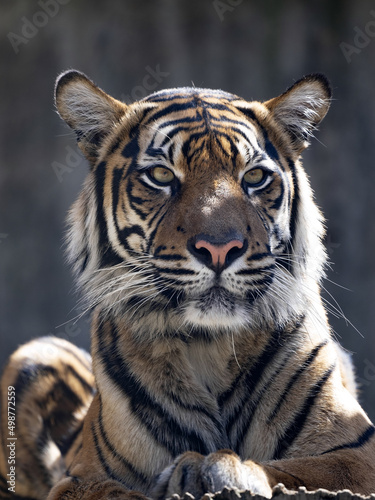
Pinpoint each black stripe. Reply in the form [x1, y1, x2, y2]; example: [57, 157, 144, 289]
[272, 365, 335, 460]
[76, 199, 90, 274]
[212, 132, 238, 159]
[167, 141, 175, 165]
[153, 254, 187, 261]
[267, 341, 328, 424]
[144, 101, 199, 126]
[97, 398, 149, 486]
[113, 171, 147, 243]
[235, 107, 258, 124]
[38, 379, 84, 411]
[91, 422, 130, 487]
[259, 209, 274, 225]
[130, 193, 154, 208]
[155, 245, 178, 256]
[125, 295, 165, 314]
[145, 145, 168, 159]
[219, 334, 272, 409]
[234, 352, 290, 453]
[95, 161, 123, 269]
[209, 113, 255, 132]
[285, 157, 299, 274]
[145, 208, 169, 254]
[159, 288, 183, 309]
[243, 275, 274, 288]
[122, 135, 140, 161]
[258, 129, 280, 165]
[80, 251, 89, 273]
[202, 102, 239, 111]
[121, 119, 142, 160]
[118, 225, 146, 253]
[236, 107, 283, 167]
[274, 238, 287, 251]
[269, 183, 285, 210]
[107, 135, 123, 157]
[236, 265, 275, 276]
[271, 224, 283, 245]
[181, 132, 207, 164]
[159, 125, 204, 147]
[126, 175, 150, 221]
[66, 365, 95, 395]
[159, 115, 203, 130]
[97, 319, 214, 455]
[147, 202, 168, 229]
[220, 323, 293, 435]
[215, 126, 258, 152]
[246, 252, 272, 261]
[155, 275, 186, 287]
[156, 267, 196, 275]
[13, 364, 58, 403]
[321, 424, 375, 455]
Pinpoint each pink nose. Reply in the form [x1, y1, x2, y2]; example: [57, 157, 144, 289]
[195, 239, 244, 269]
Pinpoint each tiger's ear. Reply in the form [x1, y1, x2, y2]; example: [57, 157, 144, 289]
[264, 74, 331, 152]
[55, 70, 127, 164]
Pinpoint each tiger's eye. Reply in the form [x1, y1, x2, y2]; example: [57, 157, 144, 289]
[150, 167, 175, 184]
[243, 168, 266, 186]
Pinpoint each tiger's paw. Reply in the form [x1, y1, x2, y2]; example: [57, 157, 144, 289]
[152, 450, 273, 499]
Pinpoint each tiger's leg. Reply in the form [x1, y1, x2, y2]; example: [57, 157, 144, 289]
[0, 337, 95, 500]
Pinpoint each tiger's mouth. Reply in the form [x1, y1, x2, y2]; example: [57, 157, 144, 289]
[182, 284, 253, 329]
[180, 263, 276, 329]
[195, 286, 236, 313]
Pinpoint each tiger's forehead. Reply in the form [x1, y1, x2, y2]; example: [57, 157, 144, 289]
[135, 88, 268, 173]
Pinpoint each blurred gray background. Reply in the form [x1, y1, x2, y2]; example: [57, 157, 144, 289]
[1, 0, 375, 419]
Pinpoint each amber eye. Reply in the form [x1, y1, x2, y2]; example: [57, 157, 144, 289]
[148, 166, 175, 185]
[243, 168, 267, 187]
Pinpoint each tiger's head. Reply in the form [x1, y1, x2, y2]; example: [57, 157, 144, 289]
[55, 71, 331, 339]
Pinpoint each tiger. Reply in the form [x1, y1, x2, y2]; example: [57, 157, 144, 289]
[1, 69, 375, 500]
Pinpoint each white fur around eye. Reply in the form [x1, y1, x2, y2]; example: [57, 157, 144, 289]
[140, 172, 172, 194]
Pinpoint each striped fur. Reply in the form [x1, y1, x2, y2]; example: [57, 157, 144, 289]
[0, 338, 95, 499]
[1, 71, 375, 499]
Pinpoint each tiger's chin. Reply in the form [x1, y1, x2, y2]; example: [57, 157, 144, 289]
[183, 286, 250, 331]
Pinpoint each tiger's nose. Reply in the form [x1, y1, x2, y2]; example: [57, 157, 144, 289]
[188, 235, 247, 272]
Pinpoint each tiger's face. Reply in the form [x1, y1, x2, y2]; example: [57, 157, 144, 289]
[116, 93, 289, 328]
[56, 72, 331, 336]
